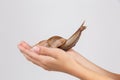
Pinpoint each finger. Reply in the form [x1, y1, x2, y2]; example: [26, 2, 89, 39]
[31, 41, 48, 54]
[23, 54, 48, 70]
[18, 44, 40, 61]
[18, 43, 26, 53]
[18, 44, 49, 70]
[22, 41, 32, 49]
[18, 41, 32, 49]
[32, 46, 64, 59]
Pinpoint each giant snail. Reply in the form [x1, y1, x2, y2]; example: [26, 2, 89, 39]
[34, 21, 86, 51]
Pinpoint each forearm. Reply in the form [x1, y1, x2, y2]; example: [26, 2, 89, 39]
[70, 51, 119, 79]
[77, 55, 120, 79]
[66, 62, 113, 80]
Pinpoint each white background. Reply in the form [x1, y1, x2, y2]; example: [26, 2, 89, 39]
[0, 0, 120, 80]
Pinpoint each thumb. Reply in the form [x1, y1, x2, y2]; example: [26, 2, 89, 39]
[32, 46, 64, 58]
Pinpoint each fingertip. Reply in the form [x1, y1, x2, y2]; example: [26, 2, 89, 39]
[18, 41, 32, 49]
[31, 46, 40, 53]
[33, 46, 50, 55]
[17, 41, 25, 47]
[36, 46, 47, 54]
[17, 44, 24, 51]
[17, 41, 27, 51]
[17, 42, 22, 48]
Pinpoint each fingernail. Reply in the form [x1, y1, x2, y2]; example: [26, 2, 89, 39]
[31, 46, 40, 53]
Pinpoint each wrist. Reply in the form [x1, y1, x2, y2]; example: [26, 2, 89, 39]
[65, 61, 87, 79]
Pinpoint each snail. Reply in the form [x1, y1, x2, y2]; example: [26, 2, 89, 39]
[34, 21, 86, 51]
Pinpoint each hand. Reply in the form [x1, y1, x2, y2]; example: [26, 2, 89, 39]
[18, 41, 113, 80]
[18, 41, 79, 73]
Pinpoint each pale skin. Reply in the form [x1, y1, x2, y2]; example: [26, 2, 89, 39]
[18, 41, 120, 80]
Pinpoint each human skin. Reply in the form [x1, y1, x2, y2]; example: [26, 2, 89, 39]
[67, 49, 120, 80]
[18, 41, 115, 80]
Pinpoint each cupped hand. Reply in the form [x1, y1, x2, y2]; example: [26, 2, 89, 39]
[18, 41, 79, 73]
